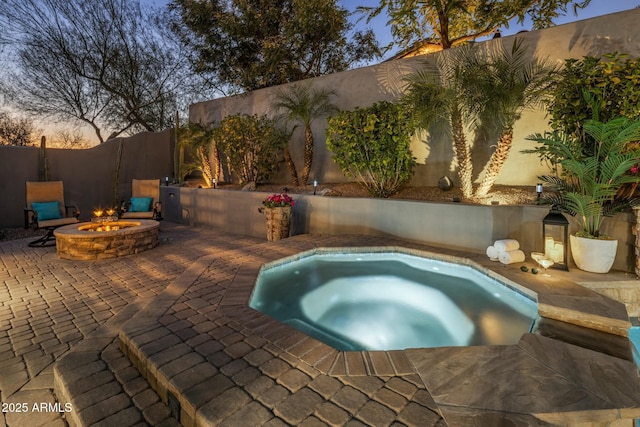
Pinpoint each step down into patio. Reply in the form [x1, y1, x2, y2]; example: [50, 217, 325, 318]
[53, 302, 179, 427]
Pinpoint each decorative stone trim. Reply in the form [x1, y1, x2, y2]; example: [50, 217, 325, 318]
[54, 220, 159, 260]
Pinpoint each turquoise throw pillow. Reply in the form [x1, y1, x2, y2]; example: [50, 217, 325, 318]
[130, 197, 153, 212]
[32, 201, 62, 221]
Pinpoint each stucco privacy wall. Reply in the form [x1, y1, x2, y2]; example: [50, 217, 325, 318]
[161, 187, 636, 273]
[0, 130, 173, 228]
[190, 8, 640, 187]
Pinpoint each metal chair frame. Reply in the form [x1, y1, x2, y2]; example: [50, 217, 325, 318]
[24, 181, 80, 247]
[120, 179, 162, 221]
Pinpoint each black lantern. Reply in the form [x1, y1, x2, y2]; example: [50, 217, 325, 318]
[542, 206, 569, 270]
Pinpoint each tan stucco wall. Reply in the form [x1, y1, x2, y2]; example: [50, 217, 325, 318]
[190, 8, 640, 188]
[0, 130, 174, 228]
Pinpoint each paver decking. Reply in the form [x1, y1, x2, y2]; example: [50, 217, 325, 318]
[0, 224, 261, 426]
[2, 222, 640, 426]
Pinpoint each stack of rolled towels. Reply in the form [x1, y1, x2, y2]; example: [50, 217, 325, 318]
[486, 239, 526, 265]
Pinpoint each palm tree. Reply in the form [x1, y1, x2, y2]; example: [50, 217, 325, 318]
[403, 44, 483, 199]
[475, 39, 559, 197]
[181, 122, 218, 188]
[272, 84, 338, 185]
[404, 39, 557, 200]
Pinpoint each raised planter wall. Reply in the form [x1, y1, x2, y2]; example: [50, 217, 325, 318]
[160, 187, 636, 273]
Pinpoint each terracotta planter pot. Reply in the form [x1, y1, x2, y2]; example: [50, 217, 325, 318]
[570, 234, 618, 273]
[264, 206, 292, 241]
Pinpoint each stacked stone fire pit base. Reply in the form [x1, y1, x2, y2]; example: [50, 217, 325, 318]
[54, 220, 159, 260]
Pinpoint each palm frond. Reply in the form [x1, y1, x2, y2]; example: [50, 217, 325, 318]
[537, 117, 640, 236]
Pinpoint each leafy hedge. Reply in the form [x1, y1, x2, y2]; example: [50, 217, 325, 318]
[325, 101, 416, 198]
[214, 114, 287, 185]
[548, 53, 640, 144]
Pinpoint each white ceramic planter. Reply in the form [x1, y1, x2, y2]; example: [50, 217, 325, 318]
[569, 234, 618, 273]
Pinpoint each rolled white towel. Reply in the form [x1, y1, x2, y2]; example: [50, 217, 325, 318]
[486, 246, 499, 261]
[499, 249, 526, 265]
[494, 239, 520, 252]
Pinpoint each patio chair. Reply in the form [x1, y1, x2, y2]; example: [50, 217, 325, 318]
[24, 181, 80, 247]
[120, 179, 162, 220]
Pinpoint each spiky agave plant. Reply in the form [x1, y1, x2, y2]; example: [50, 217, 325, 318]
[530, 117, 640, 238]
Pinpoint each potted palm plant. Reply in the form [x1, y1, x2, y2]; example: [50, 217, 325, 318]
[529, 117, 640, 273]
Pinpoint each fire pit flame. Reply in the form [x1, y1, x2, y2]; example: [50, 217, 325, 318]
[79, 221, 139, 232]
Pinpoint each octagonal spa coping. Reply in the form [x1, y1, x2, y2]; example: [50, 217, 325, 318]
[116, 237, 640, 426]
[54, 219, 159, 260]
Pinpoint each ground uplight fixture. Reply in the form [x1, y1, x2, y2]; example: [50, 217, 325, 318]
[313, 180, 318, 195]
[536, 183, 543, 200]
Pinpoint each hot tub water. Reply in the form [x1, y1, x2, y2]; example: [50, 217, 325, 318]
[250, 251, 538, 351]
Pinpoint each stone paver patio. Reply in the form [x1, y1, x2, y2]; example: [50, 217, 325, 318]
[2, 222, 640, 426]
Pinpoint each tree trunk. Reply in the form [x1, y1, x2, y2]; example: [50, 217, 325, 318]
[283, 146, 299, 186]
[197, 146, 213, 188]
[451, 109, 473, 199]
[212, 145, 223, 183]
[300, 124, 314, 185]
[476, 128, 513, 198]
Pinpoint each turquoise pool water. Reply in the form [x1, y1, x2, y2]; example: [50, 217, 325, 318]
[250, 251, 538, 351]
[631, 327, 640, 427]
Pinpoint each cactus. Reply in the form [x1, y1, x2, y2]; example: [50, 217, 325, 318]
[39, 135, 49, 181]
[113, 139, 124, 207]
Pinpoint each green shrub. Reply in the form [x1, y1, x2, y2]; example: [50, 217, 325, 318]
[527, 53, 640, 176]
[325, 101, 416, 197]
[214, 114, 287, 185]
[548, 53, 640, 145]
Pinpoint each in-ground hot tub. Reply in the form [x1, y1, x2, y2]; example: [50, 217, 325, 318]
[54, 219, 159, 260]
[250, 248, 538, 351]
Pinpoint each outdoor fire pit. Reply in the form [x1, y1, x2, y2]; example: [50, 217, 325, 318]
[54, 219, 159, 260]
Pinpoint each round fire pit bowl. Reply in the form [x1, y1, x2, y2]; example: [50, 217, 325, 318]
[54, 219, 159, 260]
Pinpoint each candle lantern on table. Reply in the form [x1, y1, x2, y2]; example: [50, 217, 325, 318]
[542, 206, 569, 270]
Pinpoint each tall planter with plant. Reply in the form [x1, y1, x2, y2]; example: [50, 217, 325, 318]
[528, 117, 640, 273]
[259, 193, 295, 241]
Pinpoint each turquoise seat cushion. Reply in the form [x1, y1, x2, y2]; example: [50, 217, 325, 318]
[130, 197, 153, 212]
[32, 201, 62, 221]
